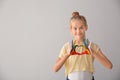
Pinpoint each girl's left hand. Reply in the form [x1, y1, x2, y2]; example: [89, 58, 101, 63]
[88, 41, 113, 69]
[88, 42, 96, 57]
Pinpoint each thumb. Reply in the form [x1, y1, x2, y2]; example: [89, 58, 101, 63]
[88, 41, 93, 53]
[67, 43, 72, 54]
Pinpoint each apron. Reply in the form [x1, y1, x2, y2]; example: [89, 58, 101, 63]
[66, 39, 95, 80]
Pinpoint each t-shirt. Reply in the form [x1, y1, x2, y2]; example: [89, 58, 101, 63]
[59, 41, 100, 76]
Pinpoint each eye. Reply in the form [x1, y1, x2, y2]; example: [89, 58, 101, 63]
[79, 26, 84, 29]
[74, 27, 77, 30]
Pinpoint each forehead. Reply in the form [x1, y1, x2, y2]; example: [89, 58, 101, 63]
[71, 20, 84, 27]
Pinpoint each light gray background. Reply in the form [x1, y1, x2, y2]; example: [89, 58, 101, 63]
[0, 0, 120, 80]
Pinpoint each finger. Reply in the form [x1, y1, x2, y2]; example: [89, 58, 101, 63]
[88, 41, 93, 53]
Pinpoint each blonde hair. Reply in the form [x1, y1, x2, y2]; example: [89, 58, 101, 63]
[70, 11, 88, 27]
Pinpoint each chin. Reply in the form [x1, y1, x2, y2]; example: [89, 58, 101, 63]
[76, 36, 84, 40]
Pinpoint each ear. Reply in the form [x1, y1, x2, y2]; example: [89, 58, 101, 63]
[85, 25, 88, 31]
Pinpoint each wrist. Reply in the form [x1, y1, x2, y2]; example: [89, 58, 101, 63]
[92, 52, 98, 57]
[65, 53, 70, 57]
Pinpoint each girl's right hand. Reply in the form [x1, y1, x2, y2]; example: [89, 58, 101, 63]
[67, 47, 72, 55]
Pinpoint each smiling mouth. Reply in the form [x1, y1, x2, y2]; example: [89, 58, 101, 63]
[77, 33, 82, 35]
[77, 34, 83, 36]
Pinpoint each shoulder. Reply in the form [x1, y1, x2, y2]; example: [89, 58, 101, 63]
[59, 41, 72, 58]
[62, 41, 72, 48]
[90, 41, 100, 53]
[60, 41, 72, 51]
[91, 42, 99, 48]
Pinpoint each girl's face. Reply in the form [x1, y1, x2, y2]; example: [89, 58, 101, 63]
[70, 20, 87, 41]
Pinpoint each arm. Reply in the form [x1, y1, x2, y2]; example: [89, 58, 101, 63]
[92, 49, 113, 69]
[53, 54, 70, 72]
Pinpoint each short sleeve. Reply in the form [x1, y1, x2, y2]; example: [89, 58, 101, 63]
[91, 42, 100, 53]
[58, 42, 72, 58]
[58, 43, 67, 58]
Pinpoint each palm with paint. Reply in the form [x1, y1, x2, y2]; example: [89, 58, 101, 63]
[70, 39, 91, 55]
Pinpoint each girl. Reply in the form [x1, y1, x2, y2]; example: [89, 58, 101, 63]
[53, 11, 113, 80]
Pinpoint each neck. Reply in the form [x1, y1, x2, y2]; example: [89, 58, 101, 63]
[74, 38, 85, 44]
[75, 35, 86, 42]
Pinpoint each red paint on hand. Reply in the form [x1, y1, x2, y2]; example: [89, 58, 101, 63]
[70, 49, 90, 55]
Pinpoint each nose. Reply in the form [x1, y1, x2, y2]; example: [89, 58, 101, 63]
[77, 29, 80, 34]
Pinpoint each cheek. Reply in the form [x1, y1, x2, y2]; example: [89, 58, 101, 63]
[72, 31, 76, 35]
[71, 29, 76, 35]
[81, 30, 85, 33]
[81, 28, 86, 33]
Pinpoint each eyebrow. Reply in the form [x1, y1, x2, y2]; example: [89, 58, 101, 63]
[73, 25, 84, 28]
[79, 25, 83, 28]
[81, 24, 84, 26]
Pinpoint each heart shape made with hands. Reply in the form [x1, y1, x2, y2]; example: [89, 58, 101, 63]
[69, 39, 92, 55]
[70, 46, 91, 55]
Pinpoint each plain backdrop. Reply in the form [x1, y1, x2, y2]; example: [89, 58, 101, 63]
[0, 0, 120, 80]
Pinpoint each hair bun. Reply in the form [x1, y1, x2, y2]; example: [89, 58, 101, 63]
[72, 12, 80, 17]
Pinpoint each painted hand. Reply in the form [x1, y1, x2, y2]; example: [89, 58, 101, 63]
[67, 44, 72, 55]
[88, 41, 96, 57]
